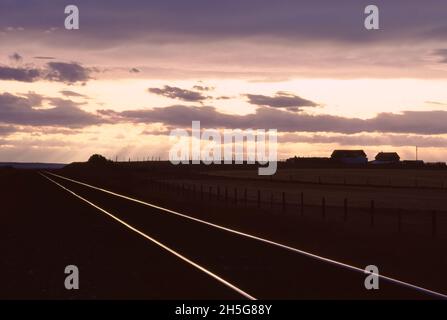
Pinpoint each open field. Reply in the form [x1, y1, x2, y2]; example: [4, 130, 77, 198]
[54, 164, 447, 297]
[2, 165, 447, 299]
[201, 168, 447, 211]
[208, 168, 447, 188]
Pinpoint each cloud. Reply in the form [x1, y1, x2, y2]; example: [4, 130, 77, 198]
[148, 85, 209, 103]
[140, 128, 172, 136]
[9, 52, 23, 62]
[33, 56, 56, 60]
[4, 26, 24, 32]
[59, 90, 89, 99]
[22, 91, 45, 106]
[424, 101, 447, 109]
[0, 62, 93, 84]
[1, 1, 447, 79]
[0, 66, 41, 82]
[45, 62, 91, 84]
[129, 68, 140, 73]
[44, 27, 58, 34]
[0, 62, 92, 84]
[3, 1, 447, 44]
[0, 124, 84, 137]
[0, 92, 105, 128]
[0, 125, 17, 137]
[245, 92, 319, 111]
[280, 133, 447, 148]
[104, 104, 447, 135]
[193, 85, 214, 91]
[434, 49, 447, 63]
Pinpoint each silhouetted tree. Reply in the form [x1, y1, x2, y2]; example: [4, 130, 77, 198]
[87, 154, 110, 165]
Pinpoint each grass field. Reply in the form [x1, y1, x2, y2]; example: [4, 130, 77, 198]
[207, 168, 447, 189]
[57, 164, 447, 238]
[181, 168, 447, 211]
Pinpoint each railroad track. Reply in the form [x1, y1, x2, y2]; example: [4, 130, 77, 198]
[40, 171, 447, 300]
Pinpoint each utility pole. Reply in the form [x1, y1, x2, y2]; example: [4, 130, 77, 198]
[416, 146, 418, 161]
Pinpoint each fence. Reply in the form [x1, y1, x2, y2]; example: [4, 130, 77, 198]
[147, 179, 447, 239]
[208, 173, 447, 191]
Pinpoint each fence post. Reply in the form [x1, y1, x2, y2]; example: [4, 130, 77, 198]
[322, 197, 326, 219]
[344, 198, 348, 222]
[234, 188, 237, 205]
[257, 190, 261, 208]
[270, 193, 274, 208]
[193, 184, 196, 198]
[217, 186, 220, 200]
[244, 188, 247, 206]
[432, 210, 437, 237]
[200, 184, 203, 200]
[370, 200, 375, 227]
[209, 186, 212, 200]
[225, 187, 228, 202]
[397, 210, 402, 233]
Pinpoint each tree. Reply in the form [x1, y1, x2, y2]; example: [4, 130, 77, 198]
[87, 154, 109, 165]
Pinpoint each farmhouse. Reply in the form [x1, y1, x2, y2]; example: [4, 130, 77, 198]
[330, 150, 368, 165]
[372, 152, 400, 164]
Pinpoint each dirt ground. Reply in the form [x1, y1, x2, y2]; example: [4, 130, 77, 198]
[49, 164, 447, 296]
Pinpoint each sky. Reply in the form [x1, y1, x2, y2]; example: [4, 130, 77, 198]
[1, 0, 447, 163]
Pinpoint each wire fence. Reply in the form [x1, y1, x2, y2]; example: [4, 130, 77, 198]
[148, 179, 447, 239]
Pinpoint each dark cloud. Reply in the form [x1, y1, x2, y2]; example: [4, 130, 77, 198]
[434, 49, 447, 63]
[129, 68, 141, 73]
[280, 133, 447, 148]
[28, 127, 84, 135]
[33, 56, 56, 60]
[45, 62, 91, 84]
[0, 66, 41, 82]
[193, 85, 214, 91]
[0, 2, 445, 79]
[425, 101, 447, 107]
[140, 128, 172, 136]
[0, 125, 17, 137]
[148, 85, 209, 102]
[60, 90, 89, 99]
[0, 125, 83, 137]
[2, 93, 443, 135]
[0, 92, 105, 128]
[22, 91, 45, 106]
[2, 1, 447, 44]
[9, 52, 23, 62]
[104, 104, 447, 135]
[0, 62, 92, 84]
[246, 92, 319, 111]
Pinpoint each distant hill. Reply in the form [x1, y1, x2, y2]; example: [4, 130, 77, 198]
[0, 162, 66, 169]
